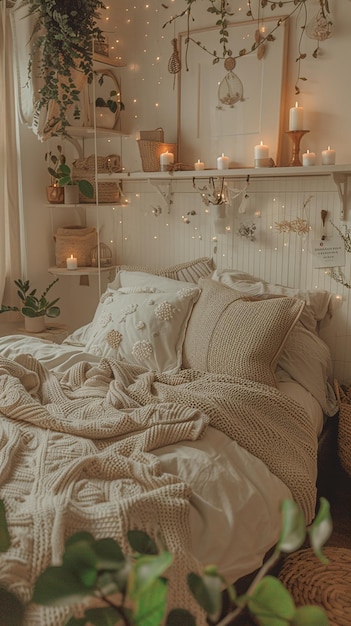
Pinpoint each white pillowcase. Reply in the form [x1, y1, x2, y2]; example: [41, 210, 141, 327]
[74, 273, 200, 373]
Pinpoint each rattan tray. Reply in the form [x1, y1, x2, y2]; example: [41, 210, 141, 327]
[279, 547, 351, 626]
[334, 379, 351, 477]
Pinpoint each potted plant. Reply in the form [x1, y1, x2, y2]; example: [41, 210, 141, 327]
[45, 144, 66, 203]
[46, 146, 94, 204]
[22, 0, 106, 137]
[0, 277, 60, 333]
[94, 91, 125, 129]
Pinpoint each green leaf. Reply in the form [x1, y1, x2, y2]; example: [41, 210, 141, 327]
[277, 500, 306, 553]
[93, 537, 126, 569]
[78, 179, 94, 199]
[62, 541, 97, 588]
[0, 500, 11, 553]
[129, 552, 173, 599]
[166, 609, 197, 626]
[308, 498, 332, 562]
[187, 571, 222, 618]
[247, 576, 295, 625]
[127, 530, 158, 555]
[292, 605, 329, 625]
[46, 306, 61, 318]
[32, 566, 90, 607]
[134, 576, 168, 626]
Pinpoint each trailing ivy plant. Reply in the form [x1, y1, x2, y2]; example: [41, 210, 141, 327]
[20, 0, 106, 137]
[0, 498, 332, 625]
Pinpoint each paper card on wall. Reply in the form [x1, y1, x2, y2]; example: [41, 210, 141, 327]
[311, 237, 345, 268]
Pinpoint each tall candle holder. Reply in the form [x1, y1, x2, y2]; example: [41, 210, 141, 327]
[285, 130, 310, 166]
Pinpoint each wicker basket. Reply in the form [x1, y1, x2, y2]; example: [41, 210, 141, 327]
[72, 154, 121, 204]
[278, 547, 351, 626]
[54, 226, 98, 267]
[334, 379, 351, 477]
[137, 139, 177, 172]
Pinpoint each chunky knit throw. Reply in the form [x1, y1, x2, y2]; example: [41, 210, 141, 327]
[0, 355, 318, 625]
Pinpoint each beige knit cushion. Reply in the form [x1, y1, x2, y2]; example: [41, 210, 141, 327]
[182, 278, 305, 387]
[108, 257, 215, 288]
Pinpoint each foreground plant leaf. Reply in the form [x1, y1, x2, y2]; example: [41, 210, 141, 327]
[187, 571, 222, 619]
[0, 500, 10, 553]
[166, 608, 196, 626]
[133, 576, 168, 626]
[32, 566, 90, 606]
[292, 605, 329, 625]
[129, 552, 173, 599]
[247, 575, 295, 625]
[308, 498, 332, 563]
[277, 500, 306, 553]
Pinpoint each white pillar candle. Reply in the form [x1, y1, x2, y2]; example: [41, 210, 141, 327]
[321, 146, 336, 165]
[289, 102, 304, 131]
[254, 141, 269, 160]
[302, 149, 316, 166]
[160, 150, 174, 171]
[66, 254, 78, 270]
[194, 159, 205, 171]
[217, 153, 229, 170]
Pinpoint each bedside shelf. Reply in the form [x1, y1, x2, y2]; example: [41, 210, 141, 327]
[48, 266, 116, 277]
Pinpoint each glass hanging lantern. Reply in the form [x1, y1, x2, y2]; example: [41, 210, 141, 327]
[91, 242, 113, 267]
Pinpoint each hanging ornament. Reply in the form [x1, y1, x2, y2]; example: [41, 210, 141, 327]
[306, 1, 333, 42]
[168, 38, 181, 89]
[217, 56, 244, 109]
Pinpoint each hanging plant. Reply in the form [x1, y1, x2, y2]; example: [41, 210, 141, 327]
[21, 0, 106, 137]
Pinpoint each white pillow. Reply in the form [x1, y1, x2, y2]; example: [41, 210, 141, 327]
[108, 257, 215, 289]
[83, 276, 200, 373]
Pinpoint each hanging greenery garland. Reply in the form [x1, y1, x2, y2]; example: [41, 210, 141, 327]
[163, 0, 333, 94]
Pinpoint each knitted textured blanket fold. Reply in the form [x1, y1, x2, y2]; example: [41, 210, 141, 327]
[0, 354, 318, 625]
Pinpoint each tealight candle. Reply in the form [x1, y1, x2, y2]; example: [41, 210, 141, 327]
[217, 153, 229, 170]
[66, 254, 78, 270]
[321, 146, 336, 165]
[194, 159, 205, 171]
[289, 101, 304, 131]
[302, 149, 316, 166]
[160, 150, 174, 172]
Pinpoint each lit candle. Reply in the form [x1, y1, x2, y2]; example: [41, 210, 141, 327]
[194, 159, 205, 171]
[289, 102, 304, 131]
[321, 146, 336, 165]
[302, 149, 316, 166]
[254, 141, 269, 160]
[66, 254, 78, 270]
[160, 150, 174, 172]
[217, 153, 229, 170]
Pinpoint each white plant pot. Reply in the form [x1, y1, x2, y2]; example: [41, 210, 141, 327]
[24, 316, 46, 333]
[64, 185, 79, 204]
[94, 106, 116, 129]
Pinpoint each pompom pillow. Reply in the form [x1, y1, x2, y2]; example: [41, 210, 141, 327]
[83, 276, 200, 373]
[182, 278, 305, 387]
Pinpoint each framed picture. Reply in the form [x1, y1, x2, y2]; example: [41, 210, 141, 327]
[177, 16, 288, 169]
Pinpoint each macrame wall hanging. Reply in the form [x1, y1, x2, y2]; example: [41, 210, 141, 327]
[168, 37, 181, 89]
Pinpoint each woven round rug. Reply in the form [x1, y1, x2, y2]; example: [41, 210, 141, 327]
[278, 547, 351, 626]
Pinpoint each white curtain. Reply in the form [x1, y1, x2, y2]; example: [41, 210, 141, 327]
[0, 0, 24, 306]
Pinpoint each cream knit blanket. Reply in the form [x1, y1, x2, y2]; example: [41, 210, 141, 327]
[0, 355, 318, 625]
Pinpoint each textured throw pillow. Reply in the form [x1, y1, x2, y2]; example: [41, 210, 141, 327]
[84, 280, 200, 373]
[182, 278, 305, 387]
[212, 268, 334, 334]
[108, 257, 215, 289]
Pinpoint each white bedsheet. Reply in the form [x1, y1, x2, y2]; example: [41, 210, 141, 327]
[0, 335, 322, 584]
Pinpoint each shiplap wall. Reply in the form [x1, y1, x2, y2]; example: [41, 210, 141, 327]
[94, 172, 351, 384]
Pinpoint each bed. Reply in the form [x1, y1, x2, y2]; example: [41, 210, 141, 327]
[0, 258, 339, 625]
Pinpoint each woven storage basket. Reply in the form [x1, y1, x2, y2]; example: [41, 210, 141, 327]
[278, 547, 351, 626]
[72, 154, 121, 204]
[54, 226, 98, 267]
[334, 379, 351, 477]
[137, 139, 177, 172]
